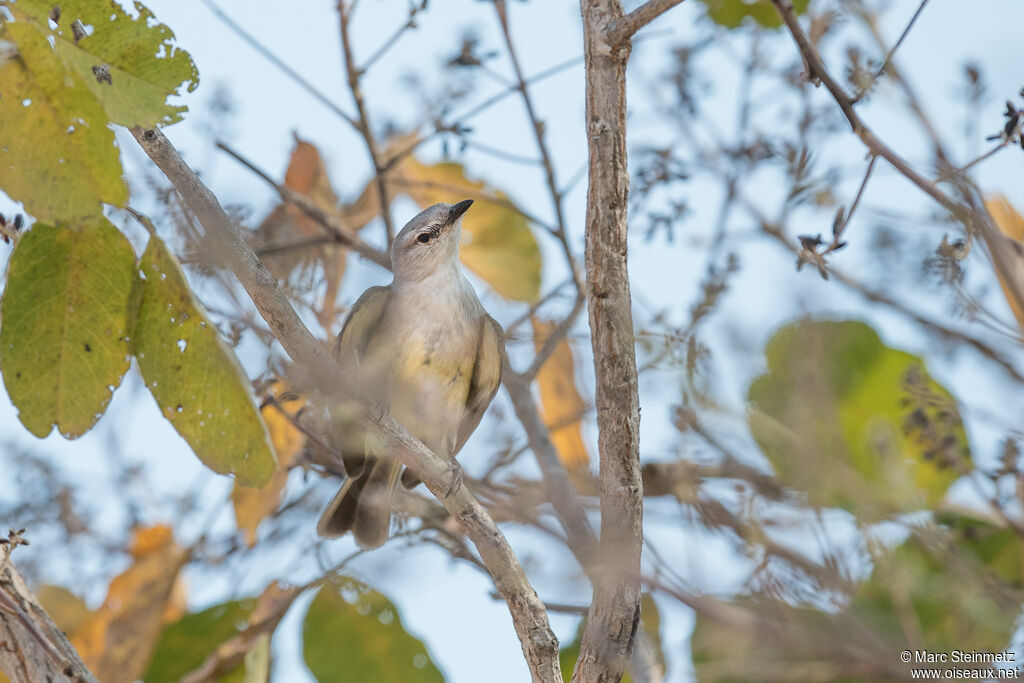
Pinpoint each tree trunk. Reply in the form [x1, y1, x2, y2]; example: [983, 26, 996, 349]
[574, 1, 644, 681]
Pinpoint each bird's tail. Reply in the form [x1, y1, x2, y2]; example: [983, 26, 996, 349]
[316, 457, 402, 548]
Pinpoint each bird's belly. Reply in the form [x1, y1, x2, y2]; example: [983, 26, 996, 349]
[387, 338, 474, 454]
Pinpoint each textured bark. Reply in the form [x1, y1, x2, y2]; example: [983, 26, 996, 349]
[0, 562, 97, 683]
[574, 1, 644, 681]
[131, 127, 561, 682]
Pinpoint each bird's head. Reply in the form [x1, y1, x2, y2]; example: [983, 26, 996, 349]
[391, 199, 473, 281]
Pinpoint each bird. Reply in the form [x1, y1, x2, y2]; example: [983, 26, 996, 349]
[316, 199, 505, 548]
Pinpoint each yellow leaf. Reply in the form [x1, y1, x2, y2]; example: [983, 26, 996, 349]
[71, 525, 188, 683]
[531, 318, 590, 472]
[985, 194, 1024, 333]
[233, 389, 306, 547]
[347, 134, 543, 302]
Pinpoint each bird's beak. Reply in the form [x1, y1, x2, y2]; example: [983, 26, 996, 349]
[448, 199, 474, 224]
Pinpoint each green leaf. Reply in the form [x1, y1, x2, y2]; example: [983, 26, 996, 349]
[241, 634, 271, 683]
[133, 235, 275, 487]
[852, 528, 1021, 660]
[693, 522, 1021, 681]
[9, 0, 198, 126]
[302, 579, 444, 683]
[144, 599, 254, 682]
[0, 21, 127, 222]
[696, 0, 810, 29]
[0, 221, 135, 438]
[558, 622, 584, 682]
[748, 320, 967, 519]
[691, 596, 875, 682]
[936, 511, 1024, 588]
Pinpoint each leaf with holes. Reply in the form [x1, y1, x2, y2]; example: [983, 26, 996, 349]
[133, 235, 275, 487]
[0, 21, 127, 222]
[9, 0, 198, 126]
[748, 320, 967, 519]
[303, 580, 444, 682]
[0, 221, 135, 438]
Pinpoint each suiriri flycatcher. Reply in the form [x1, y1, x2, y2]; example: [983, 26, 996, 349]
[317, 200, 505, 548]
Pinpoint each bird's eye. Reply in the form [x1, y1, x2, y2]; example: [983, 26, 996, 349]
[416, 233, 431, 244]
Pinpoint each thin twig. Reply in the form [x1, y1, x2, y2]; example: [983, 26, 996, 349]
[852, 0, 930, 103]
[358, 1, 427, 74]
[770, 0, 1024, 353]
[937, 141, 1010, 182]
[770, 0, 960, 217]
[502, 369, 598, 572]
[198, 0, 357, 130]
[504, 278, 574, 336]
[216, 141, 390, 269]
[853, 3, 951, 167]
[761, 222, 1024, 383]
[523, 294, 587, 380]
[494, 1, 587, 388]
[824, 153, 877, 254]
[494, 5, 574, 247]
[339, 2, 397, 249]
[380, 55, 585, 174]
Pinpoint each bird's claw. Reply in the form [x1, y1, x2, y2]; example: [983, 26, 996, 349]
[444, 460, 463, 499]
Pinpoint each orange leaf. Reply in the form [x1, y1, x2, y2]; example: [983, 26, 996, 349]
[253, 137, 349, 329]
[70, 525, 188, 683]
[984, 194, 1024, 333]
[232, 389, 306, 547]
[531, 317, 590, 472]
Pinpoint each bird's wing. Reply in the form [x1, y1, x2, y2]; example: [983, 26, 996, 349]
[453, 314, 505, 456]
[333, 285, 391, 368]
[332, 285, 391, 476]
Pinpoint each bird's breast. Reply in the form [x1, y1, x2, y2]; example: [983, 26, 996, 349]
[375, 281, 483, 452]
